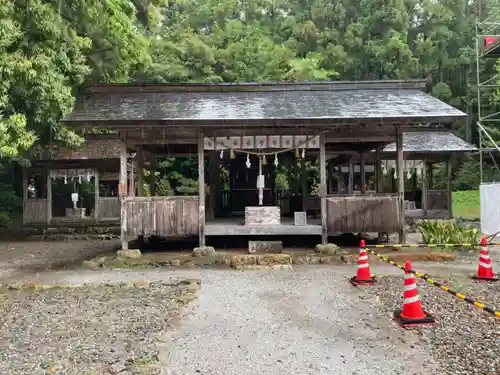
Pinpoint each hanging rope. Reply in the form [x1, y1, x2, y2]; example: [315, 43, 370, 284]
[201, 130, 328, 157]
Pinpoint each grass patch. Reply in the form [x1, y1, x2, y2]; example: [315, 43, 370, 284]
[452, 190, 480, 219]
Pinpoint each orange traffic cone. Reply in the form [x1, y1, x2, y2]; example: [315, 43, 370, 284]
[350, 240, 377, 286]
[393, 261, 435, 327]
[473, 238, 499, 281]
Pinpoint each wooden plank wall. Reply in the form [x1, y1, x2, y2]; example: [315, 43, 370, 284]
[326, 196, 400, 233]
[122, 196, 199, 237]
[23, 199, 48, 223]
[97, 197, 121, 219]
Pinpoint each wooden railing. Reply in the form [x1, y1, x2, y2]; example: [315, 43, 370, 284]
[23, 199, 48, 224]
[326, 196, 400, 233]
[97, 197, 121, 220]
[122, 196, 199, 237]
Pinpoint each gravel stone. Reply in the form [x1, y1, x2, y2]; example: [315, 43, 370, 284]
[0, 281, 196, 375]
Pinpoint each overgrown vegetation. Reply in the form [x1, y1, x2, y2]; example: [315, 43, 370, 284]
[417, 220, 480, 248]
[0, 0, 497, 224]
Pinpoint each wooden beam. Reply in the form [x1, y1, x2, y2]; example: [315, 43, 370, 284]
[447, 158, 453, 219]
[375, 147, 382, 193]
[319, 132, 327, 244]
[119, 135, 128, 250]
[137, 150, 144, 196]
[396, 127, 405, 244]
[198, 131, 206, 247]
[301, 158, 307, 211]
[94, 170, 99, 222]
[149, 155, 157, 196]
[422, 159, 428, 216]
[348, 158, 354, 194]
[360, 152, 366, 194]
[46, 169, 52, 225]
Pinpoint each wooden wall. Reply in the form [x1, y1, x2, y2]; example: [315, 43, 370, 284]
[326, 196, 400, 233]
[23, 199, 48, 223]
[122, 196, 199, 237]
[97, 197, 121, 219]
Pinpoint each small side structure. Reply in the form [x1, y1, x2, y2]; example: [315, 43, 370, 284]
[61, 80, 467, 248]
[22, 135, 124, 226]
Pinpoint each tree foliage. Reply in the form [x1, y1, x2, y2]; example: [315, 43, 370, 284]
[0, 0, 497, 223]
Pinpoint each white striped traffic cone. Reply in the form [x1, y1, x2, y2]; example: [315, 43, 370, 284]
[473, 238, 498, 281]
[350, 240, 376, 286]
[393, 261, 435, 327]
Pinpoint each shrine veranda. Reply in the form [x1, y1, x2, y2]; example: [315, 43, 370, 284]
[23, 80, 472, 248]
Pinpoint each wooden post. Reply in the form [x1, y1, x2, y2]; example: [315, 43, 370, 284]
[137, 150, 144, 197]
[447, 157, 453, 219]
[396, 128, 405, 244]
[360, 152, 366, 194]
[208, 151, 218, 220]
[428, 163, 433, 189]
[119, 136, 128, 250]
[422, 159, 428, 216]
[348, 157, 354, 194]
[319, 133, 327, 244]
[198, 131, 206, 247]
[46, 169, 52, 225]
[129, 156, 135, 197]
[375, 147, 382, 193]
[327, 160, 334, 194]
[94, 170, 99, 222]
[300, 158, 307, 211]
[149, 155, 157, 196]
[22, 168, 28, 225]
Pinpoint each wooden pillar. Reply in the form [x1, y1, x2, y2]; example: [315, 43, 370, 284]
[447, 158, 453, 219]
[428, 163, 433, 189]
[375, 147, 382, 193]
[422, 159, 428, 216]
[129, 156, 135, 197]
[94, 170, 99, 222]
[137, 151, 144, 197]
[22, 168, 28, 225]
[46, 169, 52, 225]
[208, 152, 218, 220]
[119, 137, 128, 250]
[396, 128, 405, 244]
[198, 131, 206, 247]
[149, 156, 157, 196]
[327, 160, 334, 194]
[348, 157, 354, 194]
[360, 152, 366, 194]
[319, 133, 327, 244]
[300, 158, 307, 211]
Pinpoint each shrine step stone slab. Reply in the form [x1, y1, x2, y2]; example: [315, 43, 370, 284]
[248, 241, 283, 254]
[245, 206, 280, 226]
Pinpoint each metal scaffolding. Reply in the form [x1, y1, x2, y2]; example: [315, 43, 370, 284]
[475, 7, 500, 183]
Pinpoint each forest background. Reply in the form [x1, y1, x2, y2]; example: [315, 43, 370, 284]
[0, 0, 498, 224]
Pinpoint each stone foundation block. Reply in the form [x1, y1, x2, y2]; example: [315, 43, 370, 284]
[248, 240, 283, 254]
[117, 249, 142, 259]
[193, 246, 216, 257]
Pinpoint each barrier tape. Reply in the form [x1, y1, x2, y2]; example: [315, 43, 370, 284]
[363, 248, 500, 318]
[366, 243, 475, 248]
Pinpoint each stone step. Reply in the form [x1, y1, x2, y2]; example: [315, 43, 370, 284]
[248, 240, 283, 254]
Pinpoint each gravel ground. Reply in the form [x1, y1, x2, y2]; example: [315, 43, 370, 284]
[0, 280, 199, 375]
[0, 240, 119, 278]
[12, 267, 439, 375]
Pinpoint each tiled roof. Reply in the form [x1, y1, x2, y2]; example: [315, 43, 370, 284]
[63, 82, 466, 125]
[382, 132, 477, 152]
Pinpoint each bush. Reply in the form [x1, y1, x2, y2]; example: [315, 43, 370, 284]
[417, 219, 480, 247]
